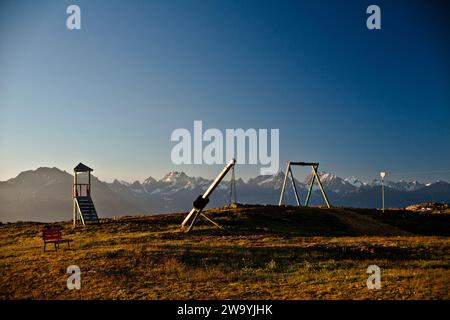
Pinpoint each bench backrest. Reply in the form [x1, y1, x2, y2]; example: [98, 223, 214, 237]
[42, 227, 62, 241]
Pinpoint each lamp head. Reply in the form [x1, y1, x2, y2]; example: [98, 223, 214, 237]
[380, 171, 386, 179]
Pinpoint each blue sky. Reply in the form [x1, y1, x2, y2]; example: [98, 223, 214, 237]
[1, 0, 449, 183]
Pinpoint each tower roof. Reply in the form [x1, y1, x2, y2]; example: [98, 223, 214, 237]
[74, 163, 93, 172]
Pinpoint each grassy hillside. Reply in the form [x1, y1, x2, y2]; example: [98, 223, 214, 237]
[0, 205, 449, 299]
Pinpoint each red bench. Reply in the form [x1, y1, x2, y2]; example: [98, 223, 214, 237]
[42, 226, 73, 252]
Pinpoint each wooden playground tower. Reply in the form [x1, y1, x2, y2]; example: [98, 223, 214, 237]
[72, 163, 99, 227]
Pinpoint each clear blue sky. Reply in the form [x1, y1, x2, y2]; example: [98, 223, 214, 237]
[1, 0, 449, 183]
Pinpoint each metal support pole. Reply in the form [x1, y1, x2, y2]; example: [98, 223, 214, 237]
[380, 171, 386, 213]
[182, 208, 197, 228]
[186, 208, 203, 232]
[229, 166, 237, 205]
[200, 213, 224, 230]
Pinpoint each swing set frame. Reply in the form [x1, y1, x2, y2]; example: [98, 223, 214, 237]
[278, 161, 331, 208]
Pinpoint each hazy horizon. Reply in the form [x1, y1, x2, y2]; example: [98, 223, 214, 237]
[2, 164, 450, 185]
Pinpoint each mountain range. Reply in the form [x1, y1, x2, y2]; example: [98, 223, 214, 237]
[1, 167, 449, 222]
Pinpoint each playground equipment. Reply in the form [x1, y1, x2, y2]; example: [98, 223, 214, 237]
[229, 164, 237, 206]
[181, 159, 236, 232]
[72, 163, 99, 227]
[279, 161, 331, 208]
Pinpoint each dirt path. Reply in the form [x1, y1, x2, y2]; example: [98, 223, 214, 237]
[327, 209, 411, 236]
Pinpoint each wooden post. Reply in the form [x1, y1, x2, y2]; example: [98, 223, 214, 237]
[312, 165, 331, 208]
[73, 171, 77, 227]
[305, 169, 316, 206]
[289, 167, 301, 206]
[278, 162, 291, 205]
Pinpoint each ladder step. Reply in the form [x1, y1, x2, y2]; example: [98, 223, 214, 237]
[76, 196, 99, 224]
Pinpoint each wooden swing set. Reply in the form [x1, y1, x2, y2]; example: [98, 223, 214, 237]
[278, 161, 331, 208]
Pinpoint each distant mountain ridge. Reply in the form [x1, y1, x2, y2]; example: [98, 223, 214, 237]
[1, 167, 449, 222]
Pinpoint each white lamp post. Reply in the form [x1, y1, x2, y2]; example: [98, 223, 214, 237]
[380, 171, 386, 213]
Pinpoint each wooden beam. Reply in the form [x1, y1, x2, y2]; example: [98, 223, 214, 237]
[73, 171, 77, 227]
[289, 162, 319, 166]
[304, 169, 316, 207]
[289, 167, 301, 206]
[278, 161, 291, 205]
[312, 166, 331, 208]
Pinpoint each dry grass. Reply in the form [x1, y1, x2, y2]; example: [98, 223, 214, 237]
[0, 205, 449, 299]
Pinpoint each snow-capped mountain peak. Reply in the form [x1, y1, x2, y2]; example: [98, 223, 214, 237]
[304, 171, 355, 193]
[247, 171, 289, 190]
[142, 176, 157, 185]
[344, 176, 366, 188]
[161, 171, 188, 183]
[319, 172, 339, 182]
[105, 169, 449, 210]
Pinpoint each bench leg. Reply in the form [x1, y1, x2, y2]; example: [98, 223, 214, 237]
[44, 243, 46, 253]
[54, 243, 57, 251]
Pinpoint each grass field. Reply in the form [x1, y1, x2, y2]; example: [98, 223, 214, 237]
[1, 205, 449, 299]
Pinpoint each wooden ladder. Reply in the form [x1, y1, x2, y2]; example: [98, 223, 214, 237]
[75, 196, 99, 225]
